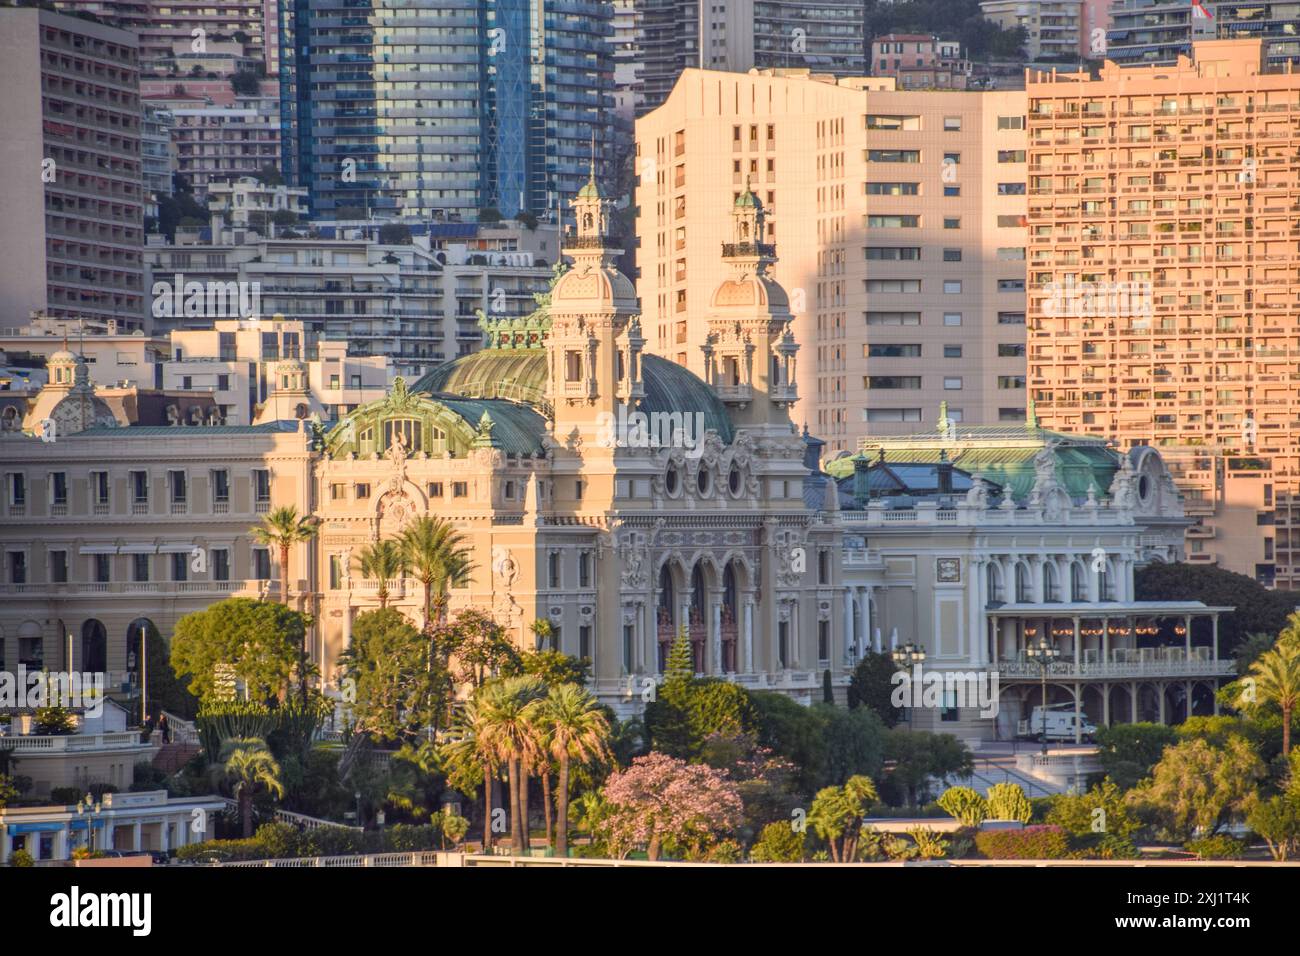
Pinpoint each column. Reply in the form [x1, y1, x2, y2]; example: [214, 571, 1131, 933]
[843, 589, 854, 663]
[1184, 614, 1192, 659]
[160, 819, 170, 854]
[25, 832, 39, 861]
[1212, 615, 1219, 662]
[710, 595, 722, 675]
[1072, 616, 1080, 661]
[1130, 681, 1138, 722]
[132, 822, 142, 851]
[990, 616, 999, 665]
[1102, 617, 1109, 665]
[1157, 683, 1166, 724]
[1074, 683, 1082, 745]
[54, 827, 69, 861]
[1103, 683, 1111, 726]
[1186, 680, 1193, 721]
[743, 596, 754, 674]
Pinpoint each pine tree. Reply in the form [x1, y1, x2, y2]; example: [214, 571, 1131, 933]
[823, 669, 834, 705]
[664, 624, 694, 690]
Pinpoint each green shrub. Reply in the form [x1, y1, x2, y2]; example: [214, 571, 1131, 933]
[1184, 835, 1246, 860]
[749, 821, 806, 863]
[937, 786, 988, 827]
[1089, 834, 1143, 860]
[10, 850, 34, 867]
[385, 823, 440, 852]
[986, 783, 1033, 823]
[50, 787, 83, 806]
[253, 822, 306, 859]
[907, 827, 950, 859]
[973, 825, 1070, 860]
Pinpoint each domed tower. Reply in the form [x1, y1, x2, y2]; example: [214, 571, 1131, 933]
[703, 183, 799, 430]
[255, 357, 317, 423]
[547, 169, 645, 426]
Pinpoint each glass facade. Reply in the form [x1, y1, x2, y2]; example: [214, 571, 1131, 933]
[279, 0, 614, 222]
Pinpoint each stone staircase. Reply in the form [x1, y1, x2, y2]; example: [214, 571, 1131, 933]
[152, 741, 200, 773]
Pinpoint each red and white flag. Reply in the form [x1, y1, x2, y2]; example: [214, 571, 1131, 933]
[1191, 0, 1214, 20]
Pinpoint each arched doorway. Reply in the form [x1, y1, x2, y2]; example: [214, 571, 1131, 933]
[81, 619, 107, 674]
[689, 563, 708, 673]
[721, 563, 739, 673]
[656, 563, 675, 672]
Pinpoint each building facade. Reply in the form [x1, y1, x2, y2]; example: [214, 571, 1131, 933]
[0, 8, 147, 330]
[1108, 0, 1300, 67]
[1025, 39, 1300, 585]
[868, 34, 974, 90]
[636, 69, 1030, 455]
[981, 0, 1086, 63]
[277, 0, 616, 222]
[635, 0, 867, 115]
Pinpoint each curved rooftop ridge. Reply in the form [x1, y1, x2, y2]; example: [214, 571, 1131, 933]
[413, 350, 735, 444]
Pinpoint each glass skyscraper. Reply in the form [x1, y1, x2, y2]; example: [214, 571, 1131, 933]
[278, 0, 614, 222]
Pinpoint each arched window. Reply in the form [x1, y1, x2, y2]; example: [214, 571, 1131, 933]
[1042, 562, 1059, 602]
[125, 618, 158, 675]
[1015, 563, 1032, 603]
[1071, 562, 1088, 602]
[81, 619, 107, 674]
[986, 562, 1003, 603]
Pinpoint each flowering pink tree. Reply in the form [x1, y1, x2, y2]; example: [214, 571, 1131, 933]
[599, 752, 743, 860]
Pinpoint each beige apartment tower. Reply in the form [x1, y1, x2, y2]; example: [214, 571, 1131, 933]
[1026, 39, 1300, 586]
[636, 69, 1030, 455]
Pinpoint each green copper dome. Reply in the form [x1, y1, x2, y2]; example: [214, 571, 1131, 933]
[413, 350, 734, 444]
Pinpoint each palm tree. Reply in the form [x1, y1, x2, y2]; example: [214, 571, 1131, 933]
[216, 736, 285, 837]
[440, 698, 501, 851]
[1247, 641, 1300, 754]
[525, 683, 611, 857]
[477, 676, 546, 855]
[354, 539, 406, 609]
[250, 505, 318, 605]
[398, 516, 472, 631]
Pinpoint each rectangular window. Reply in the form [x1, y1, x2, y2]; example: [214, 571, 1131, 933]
[999, 407, 1026, 421]
[818, 620, 830, 662]
[548, 551, 562, 589]
[997, 215, 1026, 228]
[997, 182, 1026, 195]
[579, 625, 592, 660]
[998, 278, 1025, 291]
[330, 483, 346, 501]
[778, 621, 789, 668]
[452, 482, 468, 498]
[427, 482, 443, 498]
[865, 181, 920, 195]
[998, 149, 1027, 163]
[50, 550, 68, 584]
[94, 554, 111, 583]
[943, 185, 961, 197]
[623, 624, 634, 673]
[130, 471, 149, 504]
[866, 149, 921, 163]
[252, 547, 271, 580]
[865, 408, 922, 423]
[943, 218, 960, 230]
[998, 312, 1027, 325]
[943, 116, 962, 131]
[998, 116, 1025, 130]
[212, 469, 230, 505]
[133, 553, 150, 582]
[579, 551, 592, 588]
[943, 280, 962, 294]
[944, 345, 963, 358]
[864, 246, 920, 260]
[944, 312, 963, 325]
[171, 552, 188, 582]
[866, 215, 919, 228]
[355, 483, 370, 499]
[998, 343, 1026, 357]
[91, 471, 109, 507]
[944, 377, 963, 390]
[866, 376, 922, 389]
[865, 312, 921, 326]
[943, 152, 961, 165]
[996, 247, 1026, 260]
[212, 548, 230, 581]
[168, 470, 187, 506]
[329, 554, 343, 590]
[865, 279, 921, 293]
[866, 343, 922, 358]
[998, 376, 1027, 389]
[565, 350, 583, 382]
[866, 115, 920, 131]
[943, 248, 962, 262]
[8, 552, 27, 585]
[253, 469, 271, 503]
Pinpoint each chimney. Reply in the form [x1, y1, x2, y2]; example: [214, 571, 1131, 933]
[937, 449, 953, 495]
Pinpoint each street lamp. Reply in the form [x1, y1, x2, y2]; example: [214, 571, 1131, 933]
[1025, 637, 1060, 756]
[891, 643, 926, 724]
[75, 793, 102, 854]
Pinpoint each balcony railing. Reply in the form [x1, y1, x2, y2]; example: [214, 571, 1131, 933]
[0, 732, 147, 753]
[996, 649, 1233, 680]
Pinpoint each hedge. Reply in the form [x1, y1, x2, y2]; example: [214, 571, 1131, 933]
[175, 821, 442, 863]
[973, 825, 1071, 860]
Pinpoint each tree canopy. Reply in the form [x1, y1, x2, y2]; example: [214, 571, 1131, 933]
[171, 598, 308, 705]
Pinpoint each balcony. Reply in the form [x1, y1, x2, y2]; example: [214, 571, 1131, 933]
[996, 647, 1233, 680]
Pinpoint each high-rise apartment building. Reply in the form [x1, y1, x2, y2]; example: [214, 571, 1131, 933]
[635, 0, 866, 115]
[1026, 39, 1300, 585]
[0, 8, 146, 329]
[1108, 1, 1300, 67]
[868, 34, 973, 90]
[636, 69, 1029, 453]
[981, 0, 1086, 62]
[277, 0, 614, 223]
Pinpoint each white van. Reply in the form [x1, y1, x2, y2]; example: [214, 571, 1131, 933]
[1017, 704, 1097, 741]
